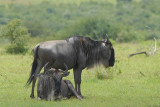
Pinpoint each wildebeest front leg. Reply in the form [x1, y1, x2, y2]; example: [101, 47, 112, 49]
[30, 62, 43, 98]
[73, 68, 77, 92]
[64, 80, 81, 100]
[73, 68, 83, 97]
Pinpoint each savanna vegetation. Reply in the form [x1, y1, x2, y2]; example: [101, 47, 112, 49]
[0, 0, 160, 42]
[0, 0, 160, 107]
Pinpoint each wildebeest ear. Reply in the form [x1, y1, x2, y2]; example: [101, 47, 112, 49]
[62, 72, 70, 77]
[106, 33, 109, 43]
[105, 34, 112, 45]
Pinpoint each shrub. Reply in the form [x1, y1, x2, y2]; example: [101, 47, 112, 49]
[1, 19, 30, 54]
[94, 66, 113, 80]
[62, 18, 121, 41]
[6, 44, 28, 54]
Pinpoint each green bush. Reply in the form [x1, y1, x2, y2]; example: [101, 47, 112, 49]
[60, 18, 138, 42]
[0, 0, 160, 42]
[6, 44, 28, 54]
[110, 39, 116, 45]
[62, 18, 121, 40]
[1, 19, 30, 54]
[94, 66, 113, 80]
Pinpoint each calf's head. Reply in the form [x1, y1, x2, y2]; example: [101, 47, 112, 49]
[53, 69, 70, 97]
[44, 63, 70, 99]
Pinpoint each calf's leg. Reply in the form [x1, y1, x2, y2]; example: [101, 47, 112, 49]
[64, 80, 81, 100]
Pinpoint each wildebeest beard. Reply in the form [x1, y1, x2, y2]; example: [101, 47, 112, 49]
[54, 80, 61, 97]
[109, 48, 115, 66]
[66, 36, 115, 68]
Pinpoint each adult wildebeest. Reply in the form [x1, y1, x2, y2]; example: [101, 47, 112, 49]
[26, 36, 115, 98]
[37, 63, 81, 100]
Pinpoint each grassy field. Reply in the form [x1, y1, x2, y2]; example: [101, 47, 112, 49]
[0, 0, 117, 5]
[0, 0, 160, 106]
[0, 0, 142, 5]
[0, 41, 160, 107]
[0, 0, 114, 6]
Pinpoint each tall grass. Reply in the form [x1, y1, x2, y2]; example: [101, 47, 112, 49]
[94, 65, 113, 80]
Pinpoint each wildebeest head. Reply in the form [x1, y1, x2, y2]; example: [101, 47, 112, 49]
[44, 63, 70, 99]
[53, 70, 69, 97]
[80, 35, 115, 68]
[101, 35, 115, 67]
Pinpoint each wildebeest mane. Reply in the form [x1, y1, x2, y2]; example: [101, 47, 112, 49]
[66, 36, 109, 68]
[37, 73, 55, 100]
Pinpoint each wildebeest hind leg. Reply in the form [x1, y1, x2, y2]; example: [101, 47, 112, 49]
[73, 68, 77, 92]
[30, 62, 43, 98]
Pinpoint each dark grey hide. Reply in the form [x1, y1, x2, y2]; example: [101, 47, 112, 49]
[37, 68, 81, 101]
[26, 36, 115, 98]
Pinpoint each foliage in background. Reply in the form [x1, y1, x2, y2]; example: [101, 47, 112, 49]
[0, 0, 159, 42]
[1, 19, 29, 54]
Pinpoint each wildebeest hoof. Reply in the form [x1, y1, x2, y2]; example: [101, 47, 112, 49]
[37, 97, 41, 100]
[30, 94, 35, 98]
[77, 96, 82, 100]
[63, 97, 68, 100]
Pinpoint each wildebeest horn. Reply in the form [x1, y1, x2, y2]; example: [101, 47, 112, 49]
[63, 63, 68, 72]
[106, 34, 109, 42]
[44, 62, 49, 72]
[102, 35, 106, 42]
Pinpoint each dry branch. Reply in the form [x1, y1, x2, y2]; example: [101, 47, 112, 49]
[129, 51, 148, 57]
[129, 51, 149, 57]
[129, 37, 160, 57]
[153, 37, 157, 55]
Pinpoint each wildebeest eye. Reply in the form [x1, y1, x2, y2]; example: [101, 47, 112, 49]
[102, 42, 112, 48]
[105, 41, 112, 48]
[58, 69, 63, 72]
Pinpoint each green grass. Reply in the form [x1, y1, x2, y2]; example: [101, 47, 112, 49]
[0, 42, 160, 107]
[0, 0, 117, 5]
[0, 0, 143, 5]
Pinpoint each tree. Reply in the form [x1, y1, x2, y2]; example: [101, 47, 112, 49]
[1, 19, 30, 54]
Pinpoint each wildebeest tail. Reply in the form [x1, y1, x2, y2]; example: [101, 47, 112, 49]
[25, 45, 40, 87]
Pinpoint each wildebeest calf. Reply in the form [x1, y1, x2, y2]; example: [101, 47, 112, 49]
[37, 64, 81, 101]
